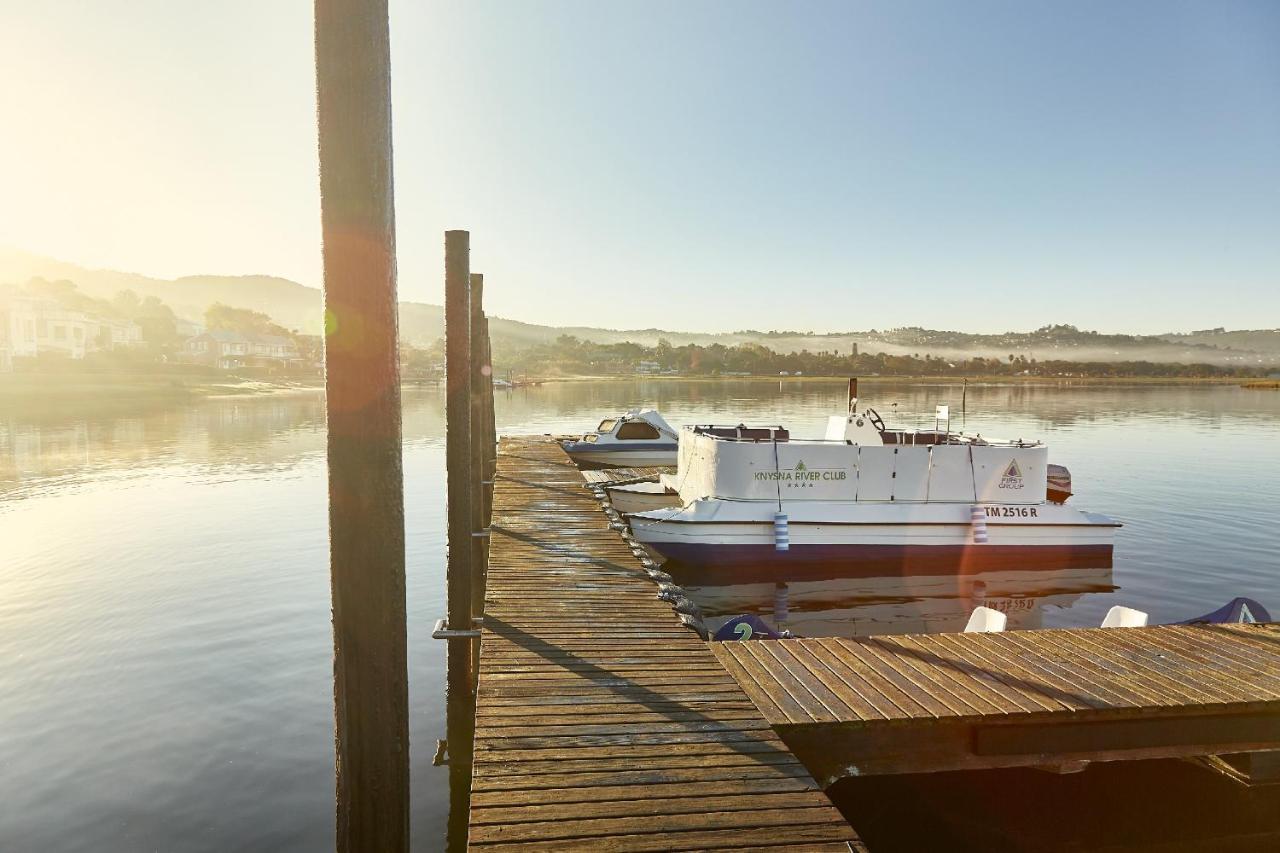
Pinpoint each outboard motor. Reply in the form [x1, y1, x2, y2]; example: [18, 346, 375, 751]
[713, 614, 790, 641]
[1047, 464, 1073, 504]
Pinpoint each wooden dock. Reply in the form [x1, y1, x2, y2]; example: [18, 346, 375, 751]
[468, 437, 862, 850]
[714, 625, 1280, 785]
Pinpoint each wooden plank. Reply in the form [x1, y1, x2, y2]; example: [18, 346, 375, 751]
[471, 761, 816, 791]
[773, 640, 889, 721]
[1058, 628, 1233, 706]
[821, 637, 950, 718]
[1025, 628, 1197, 708]
[469, 776, 818, 808]
[946, 631, 1113, 710]
[471, 791, 831, 825]
[880, 634, 1024, 715]
[470, 823, 861, 851]
[859, 636, 994, 717]
[468, 807, 846, 845]
[926, 631, 1065, 712]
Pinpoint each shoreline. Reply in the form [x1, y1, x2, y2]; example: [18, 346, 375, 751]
[1, 370, 1262, 407]
[511, 373, 1256, 387]
[0, 371, 325, 404]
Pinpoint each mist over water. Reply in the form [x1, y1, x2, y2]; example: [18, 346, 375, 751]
[1, 380, 1278, 851]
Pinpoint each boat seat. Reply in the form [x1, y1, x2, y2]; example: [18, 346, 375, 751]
[964, 606, 1007, 633]
[1101, 606, 1148, 628]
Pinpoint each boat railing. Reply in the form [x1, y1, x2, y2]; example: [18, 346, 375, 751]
[688, 424, 1040, 449]
[691, 424, 791, 442]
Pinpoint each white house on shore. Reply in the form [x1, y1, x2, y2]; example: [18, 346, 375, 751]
[0, 289, 143, 370]
[183, 330, 301, 369]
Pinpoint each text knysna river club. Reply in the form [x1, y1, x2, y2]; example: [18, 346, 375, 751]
[753, 464, 847, 482]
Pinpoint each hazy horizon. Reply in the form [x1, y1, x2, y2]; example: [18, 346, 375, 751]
[2, 1, 1277, 334]
[7, 245, 1279, 342]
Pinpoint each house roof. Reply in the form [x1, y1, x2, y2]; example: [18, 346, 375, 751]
[195, 329, 298, 347]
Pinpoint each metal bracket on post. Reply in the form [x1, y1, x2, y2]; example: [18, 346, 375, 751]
[432, 617, 483, 640]
[471, 529, 490, 538]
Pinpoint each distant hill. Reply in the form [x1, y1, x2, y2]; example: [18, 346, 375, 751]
[0, 248, 322, 333]
[3, 248, 1278, 365]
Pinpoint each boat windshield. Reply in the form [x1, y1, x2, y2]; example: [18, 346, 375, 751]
[596, 418, 617, 433]
[616, 421, 661, 440]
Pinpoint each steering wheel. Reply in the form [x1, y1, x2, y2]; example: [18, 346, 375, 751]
[865, 407, 885, 433]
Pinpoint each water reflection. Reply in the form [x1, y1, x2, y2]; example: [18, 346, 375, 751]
[678, 564, 1116, 638]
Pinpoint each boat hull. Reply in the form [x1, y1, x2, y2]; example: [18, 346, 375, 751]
[630, 502, 1118, 574]
[604, 482, 682, 514]
[647, 540, 1113, 575]
[561, 443, 677, 469]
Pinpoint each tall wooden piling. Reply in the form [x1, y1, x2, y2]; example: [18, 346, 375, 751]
[314, 0, 408, 849]
[443, 230, 475, 852]
[481, 318, 496, 526]
[468, 273, 487, 681]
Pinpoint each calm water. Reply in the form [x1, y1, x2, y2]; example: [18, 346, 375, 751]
[1, 380, 1278, 851]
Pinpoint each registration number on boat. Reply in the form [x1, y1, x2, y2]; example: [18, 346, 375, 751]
[984, 506, 1038, 518]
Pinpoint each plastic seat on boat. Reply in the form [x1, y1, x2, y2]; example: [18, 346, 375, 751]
[1101, 605, 1148, 628]
[964, 606, 1007, 633]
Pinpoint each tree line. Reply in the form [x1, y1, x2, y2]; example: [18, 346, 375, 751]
[498, 334, 1266, 379]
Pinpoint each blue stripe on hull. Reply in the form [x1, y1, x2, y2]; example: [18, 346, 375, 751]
[650, 541, 1114, 581]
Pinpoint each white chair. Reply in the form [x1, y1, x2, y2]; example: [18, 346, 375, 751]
[1101, 605, 1148, 628]
[964, 606, 1007, 633]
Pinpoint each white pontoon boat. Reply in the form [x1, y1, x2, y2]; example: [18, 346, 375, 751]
[630, 401, 1119, 572]
[560, 409, 678, 469]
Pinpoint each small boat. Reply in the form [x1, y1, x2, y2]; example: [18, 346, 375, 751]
[630, 400, 1119, 572]
[561, 409, 678, 469]
[1179, 597, 1271, 624]
[605, 477, 682, 514]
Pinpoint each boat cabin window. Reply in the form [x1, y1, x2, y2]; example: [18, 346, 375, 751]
[596, 419, 618, 433]
[616, 421, 661, 440]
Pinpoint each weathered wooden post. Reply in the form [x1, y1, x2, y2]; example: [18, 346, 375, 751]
[481, 318, 496, 526]
[443, 229, 475, 851]
[468, 272, 487, 680]
[314, 0, 409, 849]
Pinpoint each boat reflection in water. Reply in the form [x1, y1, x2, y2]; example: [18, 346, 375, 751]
[668, 560, 1116, 639]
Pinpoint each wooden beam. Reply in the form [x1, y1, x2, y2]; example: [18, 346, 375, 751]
[469, 272, 487, 675]
[777, 712, 1280, 785]
[975, 711, 1280, 756]
[314, 0, 408, 849]
[443, 229, 475, 852]
[480, 315, 495, 526]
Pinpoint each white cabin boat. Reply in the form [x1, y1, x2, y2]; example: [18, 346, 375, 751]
[630, 407, 1119, 572]
[560, 409, 678, 469]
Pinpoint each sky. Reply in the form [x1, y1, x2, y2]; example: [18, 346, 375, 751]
[1, 0, 1277, 334]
